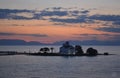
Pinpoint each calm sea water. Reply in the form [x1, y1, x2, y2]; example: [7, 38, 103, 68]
[0, 45, 120, 78]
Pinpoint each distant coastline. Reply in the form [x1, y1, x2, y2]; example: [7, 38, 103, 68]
[0, 39, 120, 46]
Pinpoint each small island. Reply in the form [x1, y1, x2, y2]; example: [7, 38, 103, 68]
[28, 41, 110, 56]
[0, 41, 114, 56]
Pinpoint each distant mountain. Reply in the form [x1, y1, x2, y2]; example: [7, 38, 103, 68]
[0, 39, 44, 45]
[0, 39, 120, 45]
[53, 40, 120, 45]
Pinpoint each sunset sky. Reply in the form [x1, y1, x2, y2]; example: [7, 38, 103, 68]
[0, 0, 120, 44]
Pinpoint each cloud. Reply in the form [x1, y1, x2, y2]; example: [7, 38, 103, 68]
[45, 7, 63, 11]
[70, 11, 80, 16]
[0, 7, 120, 33]
[96, 27, 120, 33]
[0, 8, 89, 20]
[0, 8, 93, 24]
[0, 9, 33, 19]
[77, 34, 111, 36]
[50, 17, 86, 23]
[10, 16, 33, 20]
[74, 33, 120, 40]
[39, 10, 68, 16]
[89, 15, 120, 21]
[113, 21, 120, 25]
[0, 32, 48, 37]
[0, 8, 70, 20]
[88, 15, 120, 26]
[81, 10, 89, 14]
[33, 10, 69, 20]
[75, 33, 120, 37]
[0, 8, 119, 22]
[86, 14, 120, 33]
[50, 14, 88, 23]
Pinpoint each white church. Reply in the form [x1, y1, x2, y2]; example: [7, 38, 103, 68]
[59, 41, 75, 54]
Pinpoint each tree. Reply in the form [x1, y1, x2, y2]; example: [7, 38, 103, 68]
[86, 47, 98, 55]
[40, 47, 50, 53]
[75, 45, 84, 55]
[43, 47, 50, 53]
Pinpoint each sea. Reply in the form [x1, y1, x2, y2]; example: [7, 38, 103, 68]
[0, 45, 120, 78]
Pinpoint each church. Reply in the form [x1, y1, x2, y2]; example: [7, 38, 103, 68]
[59, 41, 75, 54]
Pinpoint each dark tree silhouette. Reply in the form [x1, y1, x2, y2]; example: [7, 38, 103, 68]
[75, 45, 84, 55]
[43, 47, 50, 53]
[40, 48, 44, 53]
[40, 47, 50, 53]
[86, 47, 98, 55]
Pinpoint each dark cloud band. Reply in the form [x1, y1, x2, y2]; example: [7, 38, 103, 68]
[0, 32, 48, 37]
[0, 7, 120, 33]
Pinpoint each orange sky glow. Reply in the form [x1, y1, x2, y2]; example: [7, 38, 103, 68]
[0, 19, 118, 43]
